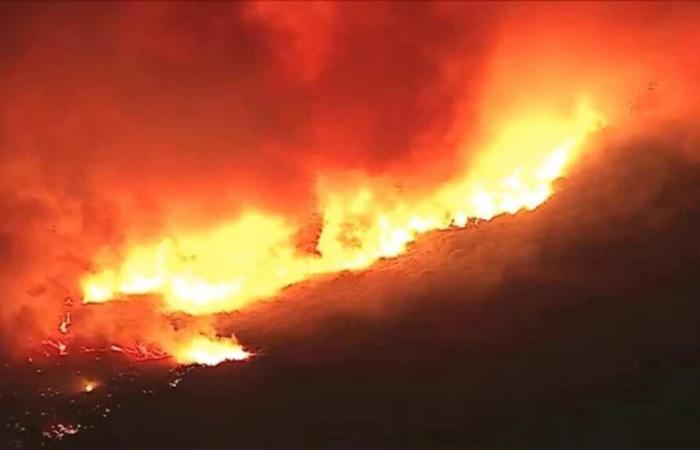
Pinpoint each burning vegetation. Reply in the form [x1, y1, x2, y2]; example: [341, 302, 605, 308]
[1, 2, 700, 446]
[78, 99, 603, 365]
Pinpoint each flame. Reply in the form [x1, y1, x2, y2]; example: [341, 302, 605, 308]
[173, 336, 251, 366]
[82, 101, 603, 315]
[107, 343, 170, 362]
[58, 311, 71, 335]
[44, 338, 68, 356]
[82, 337, 249, 367]
[78, 101, 604, 365]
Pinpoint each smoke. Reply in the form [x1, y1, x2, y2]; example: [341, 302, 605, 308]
[0, 2, 699, 355]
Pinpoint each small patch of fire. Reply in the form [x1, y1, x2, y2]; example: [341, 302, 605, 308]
[82, 380, 98, 393]
[42, 422, 81, 441]
[42, 338, 68, 357]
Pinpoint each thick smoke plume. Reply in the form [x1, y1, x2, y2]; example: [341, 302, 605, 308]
[0, 2, 699, 356]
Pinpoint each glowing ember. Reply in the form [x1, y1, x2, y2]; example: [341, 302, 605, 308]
[174, 336, 251, 366]
[83, 380, 97, 393]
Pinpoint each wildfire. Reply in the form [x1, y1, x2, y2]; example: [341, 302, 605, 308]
[81, 101, 604, 319]
[70, 99, 608, 367]
[173, 336, 251, 366]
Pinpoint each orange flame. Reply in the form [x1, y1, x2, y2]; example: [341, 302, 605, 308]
[79, 100, 604, 365]
[173, 335, 251, 366]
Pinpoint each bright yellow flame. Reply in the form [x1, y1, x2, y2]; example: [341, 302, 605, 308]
[81, 101, 604, 323]
[83, 380, 97, 393]
[173, 336, 251, 366]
